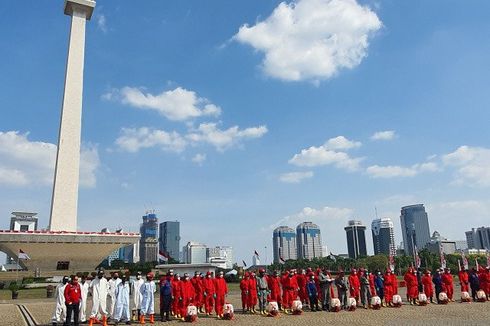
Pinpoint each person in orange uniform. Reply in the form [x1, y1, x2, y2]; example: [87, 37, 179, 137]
[202, 272, 215, 315]
[442, 268, 454, 301]
[422, 270, 434, 303]
[214, 271, 228, 318]
[240, 273, 250, 313]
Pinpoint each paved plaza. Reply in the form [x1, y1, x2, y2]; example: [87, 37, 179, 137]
[2, 288, 490, 326]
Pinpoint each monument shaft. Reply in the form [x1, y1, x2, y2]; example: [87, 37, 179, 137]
[49, 1, 95, 232]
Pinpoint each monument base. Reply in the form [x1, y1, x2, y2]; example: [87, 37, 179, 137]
[0, 230, 139, 272]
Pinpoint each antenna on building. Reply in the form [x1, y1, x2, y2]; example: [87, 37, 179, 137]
[375, 206, 379, 219]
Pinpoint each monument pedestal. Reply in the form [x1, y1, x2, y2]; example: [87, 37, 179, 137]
[0, 230, 138, 272]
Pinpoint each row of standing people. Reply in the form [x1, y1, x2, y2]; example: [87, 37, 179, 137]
[237, 266, 490, 314]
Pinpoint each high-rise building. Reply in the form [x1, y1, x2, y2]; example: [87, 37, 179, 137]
[272, 226, 297, 263]
[139, 212, 158, 263]
[182, 242, 207, 264]
[296, 222, 322, 260]
[206, 246, 234, 269]
[400, 204, 431, 256]
[371, 218, 396, 256]
[465, 227, 490, 250]
[345, 220, 367, 259]
[159, 221, 181, 261]
[427, 231, 457, 255]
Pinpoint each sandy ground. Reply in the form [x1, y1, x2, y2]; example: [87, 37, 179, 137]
[3, 288, 490, 326]
[0, 304, 25, 326]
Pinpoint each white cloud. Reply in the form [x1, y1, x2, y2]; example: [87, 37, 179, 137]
[442, 146, 490, 187]
[186, 123, 268, 151]
[268, 206, 354, 230]
[116, 123, 267, 153]
[96, 14, 108, 33]
[191, 153, 207, 165]
[279, 171, 314, 183]
[324, 135, 361, 150]
[371, 130, 396, 141]
[105, 87, 222, 121]
[289, 136, 363, 171]
[366, 162, 440, 178]
[115, 127, 187, 153]
[234, 0, 382, 82]
[0, 131, 99, 188]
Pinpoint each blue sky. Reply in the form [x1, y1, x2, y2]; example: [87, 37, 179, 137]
[1, 0, 490, 265]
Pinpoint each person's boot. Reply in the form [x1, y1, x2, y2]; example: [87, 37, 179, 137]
[149, 314, 155, 324]
[139, 315, 145, 324]
[88, 318, 94, 326]
[102, 316, 108, 326]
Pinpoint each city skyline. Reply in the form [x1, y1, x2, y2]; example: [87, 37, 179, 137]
[2, 0, 490, 264]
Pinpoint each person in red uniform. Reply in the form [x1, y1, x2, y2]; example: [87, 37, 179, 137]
[422, 270, 434, 303]
[180, 273, 195, 320]
[214, 271, 228, 318]
[404, 267, 418, 305]
[64, 275, 82, 326]
[280, 271, 291, 311]
[171, 274, 182, 317]
[348, 269, 361, 302]
[384, 269, 394, 306]
[478, 267, 487, 299]
[368, 271, 376, 297]
[458, 268, 469, 293]
[267, 271, 282, 310]
[297, 269, 308, 304]
[290, 270, 299, 304]
[240, 272, 250, 313]
[247, 272, 258, 313]
[442, 268, 454, 301]
[191, 272, 204, 313]
[202, 272, 215, 315]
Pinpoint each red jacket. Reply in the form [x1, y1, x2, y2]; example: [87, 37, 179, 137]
[202, 277, 215, 296]
[247, 277, 257, 295]
[267, 276, 281, 294]
[191, 276, 203, 294]
[240, 278, 249, 294]
[442, 273, 453, 286]
[64, 283, 82, 304]
[458, 271, 469, 285]
[181, 280, 195, 301]
[171, 278, 182, 299]
[214, 277, 228, 296]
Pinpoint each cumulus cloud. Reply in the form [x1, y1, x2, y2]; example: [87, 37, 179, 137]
[442, 146, 490, 187]
[115, 127, 187, 153]
[234, 0, 382, 82]
[104, 87, 222, 121]
[0, 131, 99, 188]
[115, 123, 267, 153]
[186, 123, 268, 151]
[279, 171, 314, 183]
[268, 206, 354, 230]
[366, 162, 439, 178]
[191, 153, 207, 165]
[371, 130, 396, 141]
[289, 136, 363, 171]
[324, 135, 361, 150]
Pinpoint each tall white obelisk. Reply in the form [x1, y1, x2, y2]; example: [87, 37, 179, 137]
[49, 0, 95, 232]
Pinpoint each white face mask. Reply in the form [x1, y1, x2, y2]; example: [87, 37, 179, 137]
[137, 276, 141, 280]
